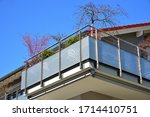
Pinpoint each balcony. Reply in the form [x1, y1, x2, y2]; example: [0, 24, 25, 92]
[21, 25, 150, 100]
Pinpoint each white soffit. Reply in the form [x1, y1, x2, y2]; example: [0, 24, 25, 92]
[136, 30, 143, 37]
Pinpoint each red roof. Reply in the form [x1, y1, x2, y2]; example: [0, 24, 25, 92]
[86, 22, 150, 35]
[101, 22, 150, 31]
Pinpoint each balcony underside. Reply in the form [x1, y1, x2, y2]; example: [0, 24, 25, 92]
[27, 68, 150, 100]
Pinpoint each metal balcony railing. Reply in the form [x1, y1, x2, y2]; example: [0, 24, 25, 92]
[23, 24, 150, 94]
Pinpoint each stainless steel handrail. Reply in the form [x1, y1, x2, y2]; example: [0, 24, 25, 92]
[25, 24, 149, 64]
[25, 24, 91, 63]
[23, 24, 150, 94]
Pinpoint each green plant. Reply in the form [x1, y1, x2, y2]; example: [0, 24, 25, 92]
[65, 36, 80, 47]
[41, 49, 55, 59]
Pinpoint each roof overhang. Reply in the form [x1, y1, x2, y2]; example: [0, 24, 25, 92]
[101, 24, 150, 37]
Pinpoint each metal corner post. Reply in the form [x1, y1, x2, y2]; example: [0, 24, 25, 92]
[90, 24, 94, 37]
[95, 29, 99, 69]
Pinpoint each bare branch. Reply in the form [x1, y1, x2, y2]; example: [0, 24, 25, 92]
[50, 33, 66, 42]
[76, 2, 126, 28]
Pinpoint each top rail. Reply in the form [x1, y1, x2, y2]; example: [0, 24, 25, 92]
[25, 24, 91, 62]
[25, 24, 149, 63]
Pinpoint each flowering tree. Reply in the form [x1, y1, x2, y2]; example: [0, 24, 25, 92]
[23, 35, 50, 57]
[23, 35, 50, 66]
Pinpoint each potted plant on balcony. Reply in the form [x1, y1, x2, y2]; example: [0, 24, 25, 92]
[65, 36, 80, 47]
[41, 49, 55, 60]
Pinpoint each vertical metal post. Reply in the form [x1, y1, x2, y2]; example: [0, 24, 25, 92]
[117, 39, 122, 77]
[79, 31, 83, 69]
[137, 47, 142, 84]
[95, 29, 99, 69]
[25, 63, 28, 94]
[59, 40, 62, 79]
[91, 24, 94, 37]
[40, 54, 44, 87]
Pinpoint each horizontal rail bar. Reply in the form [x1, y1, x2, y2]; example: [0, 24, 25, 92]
[25, 24, 91, 63]
[98, 29, 149, 53]
[25, 42, 59, 62]
[25, 24, 149, 65]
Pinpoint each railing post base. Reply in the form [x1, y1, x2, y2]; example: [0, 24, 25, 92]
[140, 80, 142, 84]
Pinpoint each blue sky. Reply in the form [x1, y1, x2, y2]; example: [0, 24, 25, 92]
[0, 0, 150, 78]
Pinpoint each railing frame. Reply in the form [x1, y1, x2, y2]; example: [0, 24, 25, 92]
[24, 24, 149, 93]
[95, 29, 100, 69]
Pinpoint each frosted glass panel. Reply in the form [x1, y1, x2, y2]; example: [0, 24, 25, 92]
[27, 62, 41, 87]
[121, 50, 139, 75]
[141, 58, 150, 80]
[43, 53, 59, 79]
